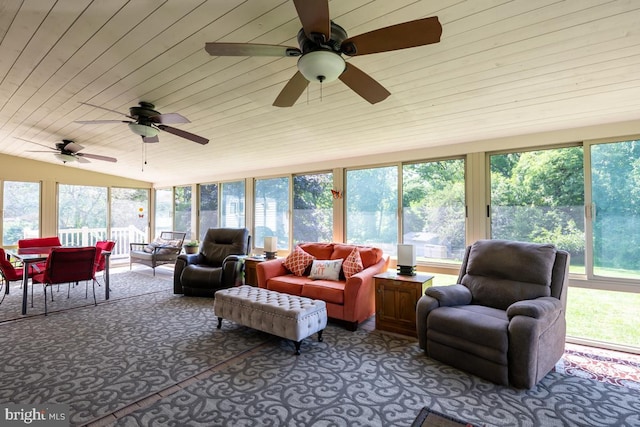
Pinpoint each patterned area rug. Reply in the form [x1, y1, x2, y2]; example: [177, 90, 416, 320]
[112, 324, 639, 427]
[0, 268, 173, 322]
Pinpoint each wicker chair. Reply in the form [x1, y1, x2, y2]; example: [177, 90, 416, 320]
[129, 231, 186, 275]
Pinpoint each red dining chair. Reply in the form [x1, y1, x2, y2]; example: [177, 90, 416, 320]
[90, 240, 116, 295]
[31, 246, 97, 315]
[0, 248, 34, 304]
[18, 236, 62, 272]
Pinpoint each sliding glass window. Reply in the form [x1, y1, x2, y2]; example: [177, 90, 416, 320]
[110, 187, 149, 257]
[402, 159, 466, 263]
[2, 181, 40, 245]
[154, 188, 173, 236]
[58, 184, 108, 246]
[591, 139, 640, 280]
[293, 172, 333, 245]
[254, 177, 289, 249]
[174, 186, 192, 236]
[199, 183, 218, 239]
[489, 147, 585, 273]
[346, 166, 398, 254]
[220, 181, 245, 228]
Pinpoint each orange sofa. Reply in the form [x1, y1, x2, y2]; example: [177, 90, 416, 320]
[256, 243, 389, 330]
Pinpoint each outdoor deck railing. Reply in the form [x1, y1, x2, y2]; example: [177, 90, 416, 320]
[58, 226, 148, 260]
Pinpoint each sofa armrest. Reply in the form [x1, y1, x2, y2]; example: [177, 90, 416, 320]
[343, 255, 389, 323]
[424, 284, 472, 307]
[222, 255, 246, 287]
[506, 297, 562, 320]
[173, 253, 204, 294]
[256, 258, 288, 288]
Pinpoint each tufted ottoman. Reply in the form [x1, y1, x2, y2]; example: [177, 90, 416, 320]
[214, 285, 327, 355]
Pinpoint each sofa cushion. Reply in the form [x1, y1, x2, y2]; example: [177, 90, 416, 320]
[301, 280, 345, 305]
[331, 244, 382, 269]
[342, 247, 364, 279]
[309, 259, 343, 281]
[299, 243, 334, 260]
[427, 305, 509, 364]
[266, 275, 308, 295]
[283, 245, 316, 276]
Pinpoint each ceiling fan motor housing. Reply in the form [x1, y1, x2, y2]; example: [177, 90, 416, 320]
[296, 22, 348, 83]
[129, 102, 160, 123]
[297, 21, 348, 54]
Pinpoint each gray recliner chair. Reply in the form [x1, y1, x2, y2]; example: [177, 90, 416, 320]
[173, 228, 250, 297]
[416, 239, 570, 389]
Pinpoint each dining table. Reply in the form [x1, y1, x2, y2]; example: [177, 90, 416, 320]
[8, 246, 111, 315]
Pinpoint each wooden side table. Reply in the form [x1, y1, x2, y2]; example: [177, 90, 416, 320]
[374, 272, 434, 337]
[244, 257, 265, 286]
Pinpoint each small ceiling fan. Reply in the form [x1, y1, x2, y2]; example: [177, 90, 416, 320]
[75, 101, 209, 145]
[19, 137, 118, 164]
[204, 0, 442, 107]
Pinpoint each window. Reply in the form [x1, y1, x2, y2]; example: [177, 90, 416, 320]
[254, 177, 289, 249]
[58, 184, 107, 246]
[154, 188, 173, 236]
[221, 181, 245, 228]
[402, 159, 466, 263]
[346, 166, 398, 254]
[174, 186, 192, 236]
[2, 181, 40, 245]
[199, 183, 218, 240]
[110, 188, 149, 257]
[590, 139, 640, 279]
[489, 147, 585, 273]
[293, 172, 333, 245]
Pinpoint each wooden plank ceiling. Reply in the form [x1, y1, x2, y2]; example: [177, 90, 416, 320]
[1, 0, 639, 185]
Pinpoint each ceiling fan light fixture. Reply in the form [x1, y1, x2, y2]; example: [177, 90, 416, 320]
[297, 50, 345, 83]
[128, 122, 159, 138]
[54, 153, 76, 163]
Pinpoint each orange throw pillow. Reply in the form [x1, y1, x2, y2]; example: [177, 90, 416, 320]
[343, 247, 364, 279]
[283, 245, 316, 276]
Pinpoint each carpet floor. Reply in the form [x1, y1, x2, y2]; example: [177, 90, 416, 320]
[1, 270, 638, 427]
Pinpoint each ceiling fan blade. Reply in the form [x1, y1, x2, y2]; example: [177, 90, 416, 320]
[293, 0, 330, 41]
[75, 120, 131, 125]
[341, 16, 442, 56]
[150, 112, 190, 125]
[339, 63, 390, 104]
[142, 135, 159, 143]
[77, 153, 117, 163]
[205, 43, 301, 57]
[79, 102, 133, 118]
[26, 150, 56, 153]
[63, 142, 84, 153]
[273, 71, 309, 107]
[75, 156, 91, 164]
[157, 125, 209, 145]
[15, 137, 54, 150]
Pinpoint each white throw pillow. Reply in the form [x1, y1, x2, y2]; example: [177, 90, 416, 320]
[309, 259, 343, 281]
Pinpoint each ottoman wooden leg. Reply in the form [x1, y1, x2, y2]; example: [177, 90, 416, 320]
[318, 330, 324, 342]
[217, 317, 223, 329]
[294, 341, 301, 355]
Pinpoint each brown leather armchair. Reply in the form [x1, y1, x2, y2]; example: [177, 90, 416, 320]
[173, 228, 250, 297]
[416, 239, 570, 389]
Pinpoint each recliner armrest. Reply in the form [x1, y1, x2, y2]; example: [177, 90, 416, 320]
[506, 297, 562, 320]
[424, 284, 472, 307]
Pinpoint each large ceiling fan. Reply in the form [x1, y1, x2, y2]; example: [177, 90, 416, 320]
[204, 0, 442, 107]
[19, 137, 117, 163]
[75, 101, 209, 145]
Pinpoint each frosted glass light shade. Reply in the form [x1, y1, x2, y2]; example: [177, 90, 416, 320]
[297, 50, 345, 83]
[264, 236, 278, 252]
[397, 244, 416, 266]
[128, 122, 159, 137]
[54, 153, 76, 163]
